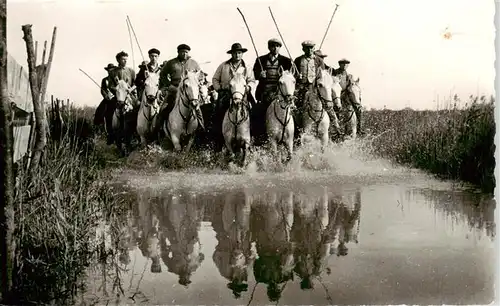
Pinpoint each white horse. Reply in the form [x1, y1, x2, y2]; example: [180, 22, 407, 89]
[136, 71, 160, 148]
[111, 78, 137, 156]
[164, 69, 203, 153]
[265, 67, 296, 163]
[340, 77, 361, 139]
[301, 68, 342, 151]
[222, 71, 252, 168]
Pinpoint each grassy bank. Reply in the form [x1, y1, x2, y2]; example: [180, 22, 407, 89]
[364, 96, 495, 193]
[8, 104, 128, 305]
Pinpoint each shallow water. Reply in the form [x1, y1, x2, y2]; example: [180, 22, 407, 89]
[82, 141, 496, 305]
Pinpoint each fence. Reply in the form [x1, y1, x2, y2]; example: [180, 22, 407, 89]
[7, 53, 35, 163]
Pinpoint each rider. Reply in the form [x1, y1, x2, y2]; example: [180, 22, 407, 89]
[333, 58, 363, 135]
[105, 51, 137, 144]
[212, 42, 257, 151]
[252, 38, 293, 146]
[157, 44, 204, 134]
[134, 48, 161, 100]
[94, 63, 116, 140]
[293, 41, 326, 137]
[312, 49, 343, 139]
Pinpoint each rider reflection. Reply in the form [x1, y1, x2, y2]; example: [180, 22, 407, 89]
[211, 190, 255, 298]
[158, 192, 206, 286]
[250, 189, 295, 302]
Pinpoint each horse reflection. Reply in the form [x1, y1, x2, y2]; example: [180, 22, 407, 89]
[211, 190, 255, 299]
[251, 189, 295, 303]
[136, 193, 163, 273]
[158, 192, 206, 287]
[329, 188, 361, 257]
[292, 187, 332, 290]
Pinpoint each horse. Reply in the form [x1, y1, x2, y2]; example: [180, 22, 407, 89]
[136, 71, 161, 148]
[222, 71, 252, 168]
[340, 77, 361, 140]
[164, 69, 203, 153]
[265, 67, 296, 163]
[301, 68, 342, 151]
[111, 78, 137, 156]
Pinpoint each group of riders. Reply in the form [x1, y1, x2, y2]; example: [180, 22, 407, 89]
[94, 38, 363, 152]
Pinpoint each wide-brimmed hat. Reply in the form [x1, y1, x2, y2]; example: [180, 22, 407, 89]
[148, 48, 160, 55]
[338, 58, 350, 64]
[227, 43, 248, 54]
[314, 50, 327, 58]
[104, 63, 116, 71]
[268, 38, 282, 47]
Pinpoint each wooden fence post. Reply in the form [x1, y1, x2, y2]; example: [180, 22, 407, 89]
[0, 0, 16, 302]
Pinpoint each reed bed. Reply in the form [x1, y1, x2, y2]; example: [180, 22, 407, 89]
[364, 95, 495, 193]
[9, 103, 127, 305]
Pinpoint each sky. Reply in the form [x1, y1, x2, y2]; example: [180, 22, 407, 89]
[6, 0, 496, 110]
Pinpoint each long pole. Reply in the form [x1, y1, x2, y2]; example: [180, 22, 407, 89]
[319, 4, 339, 50]
[268, 7, 299, 73]
[126, 18, 136, 68]
[236, 7, 263, 72]
[126, 15, 145, 61]
[78, 68, 101, 89]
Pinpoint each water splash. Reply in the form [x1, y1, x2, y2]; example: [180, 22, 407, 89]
[117, 137, 431, 193]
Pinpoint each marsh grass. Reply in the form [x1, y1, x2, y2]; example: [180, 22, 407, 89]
[9, 103, 129, 305]
[364, 96, 495, 193]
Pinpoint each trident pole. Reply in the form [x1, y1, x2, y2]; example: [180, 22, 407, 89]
[236, 7, 264, 72]
[319, 3, 340, 50]
[78, 68, 101, 89]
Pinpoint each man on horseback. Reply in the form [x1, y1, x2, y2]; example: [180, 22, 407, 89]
[293, 41, 326, 137]
[135, 48, 162, 100]
[252, 38, 293, 146]
[93, 63, 116, 134]
[333, 58, 363, 135]
[211, 43, 257, 151]
[311, 49, 343, 139]
[105, 51, 137, 144]
[157, 44, 204, 135]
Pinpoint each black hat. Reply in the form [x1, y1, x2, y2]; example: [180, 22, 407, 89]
[177, 44, 191, 51]
[227, 43, 248, 54]
[338, 58, 350, 64]
[104, 63, 116, 71]
[148, 48, 160, 55]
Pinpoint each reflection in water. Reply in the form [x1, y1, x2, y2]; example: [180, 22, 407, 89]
[84, 183, 495, 305]
[212, 190, 255, 298]
[159, 191, 206, 286]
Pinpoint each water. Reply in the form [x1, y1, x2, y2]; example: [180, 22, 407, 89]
[82, 141, 495, 305]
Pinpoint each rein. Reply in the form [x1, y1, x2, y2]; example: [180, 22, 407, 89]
[141, 89, 160, 124]
[272, 84, 295, 144]
[175, 78, 202, 135]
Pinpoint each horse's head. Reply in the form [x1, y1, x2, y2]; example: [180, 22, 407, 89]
[331, 75, 343, 110]
[113, 77, 136, 109]
[229, 69, 247, 105]
[179, 69, 202, 110]
[143, 71, 160, 103]
[314, 68, 334, 103]
[347, 78, 362, 106]
[278, 67, 296, 105]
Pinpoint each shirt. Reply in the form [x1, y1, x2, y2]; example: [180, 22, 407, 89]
[212, 59, 256, 91]
[110, 66, 136, 88]
[159, 57, 201, 89]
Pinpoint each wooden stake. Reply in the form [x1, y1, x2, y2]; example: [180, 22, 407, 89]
[0, 0, 16, 302]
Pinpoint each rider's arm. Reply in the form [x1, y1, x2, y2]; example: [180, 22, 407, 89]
[212, 64, 223, 91]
